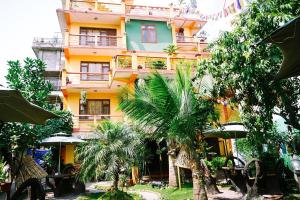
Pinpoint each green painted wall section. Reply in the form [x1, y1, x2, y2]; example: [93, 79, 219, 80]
[125, 20, 173, 51]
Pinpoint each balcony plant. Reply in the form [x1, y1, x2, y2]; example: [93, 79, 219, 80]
[118, 57, 132, 69]
[163, 44, 179, 57]
[80, 90, 87, 106]
[151, 60, 166, 70]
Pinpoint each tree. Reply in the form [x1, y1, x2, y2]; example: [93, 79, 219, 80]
[76, 121, 142, 190]
[119, 67, 218, 200]
[0, 58, 73, 166]
[196, 0, 300, 156]
[6, 58, 53, 109]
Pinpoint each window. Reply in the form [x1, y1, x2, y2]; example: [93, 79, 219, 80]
[79, 100, 110, 120]
[141, 25, 156, 43]
[80, 27, 117, 46]
[80, 62, 110, 81]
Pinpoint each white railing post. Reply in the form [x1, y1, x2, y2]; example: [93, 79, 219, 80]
[95, 1, 98, 11]
[93, 115, 97, 125]
[95, 35, 98, 46]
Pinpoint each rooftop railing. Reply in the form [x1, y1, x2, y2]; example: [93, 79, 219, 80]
[66, 0, 201, 20]
[70, 0, 123, 13]
[32, 37, 63, 48]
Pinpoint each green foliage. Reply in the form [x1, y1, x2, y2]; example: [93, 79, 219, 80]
[0, 58, 73, 165]
[163, 44, 179, 56]
[6, 58, 52, 109]
[119, 67, 218, 198]
[196, 0, 300, 157]
[76, 121, 142, 190]
[150, 60, 166, 69]
[205, 157, 231, 175]
[119, 67, 217, 148]
[0, 158, 8, 182]
[132, 183, 193, 200]
[35, 110, 74, 139]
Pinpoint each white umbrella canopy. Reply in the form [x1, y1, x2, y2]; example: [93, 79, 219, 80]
[0, 88, 58, 124]
[204, 122, 248, 139]
[41, 132, 85, 174]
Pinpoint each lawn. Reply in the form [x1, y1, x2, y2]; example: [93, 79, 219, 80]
[76, 191, 142, 200]
[131, 183, 193, 200]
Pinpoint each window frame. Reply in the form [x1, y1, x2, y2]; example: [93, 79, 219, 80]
[141, 24, 157, 43]
[80, 62, 110, 81]
[79, 99, 111, 120]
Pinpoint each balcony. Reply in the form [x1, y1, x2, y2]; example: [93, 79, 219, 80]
[65, 34, 125, 56]
[73, 114, 124, 132]
[176, 36, 208, 52]
[64, 72, 110, 89]
[70, 0, 123, 14]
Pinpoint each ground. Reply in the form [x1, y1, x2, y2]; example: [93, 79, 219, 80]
[45, 181, 243, 200]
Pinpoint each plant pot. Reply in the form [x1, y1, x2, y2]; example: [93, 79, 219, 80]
[0, 182, 11, 192]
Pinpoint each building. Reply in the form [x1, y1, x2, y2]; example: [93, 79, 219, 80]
[32, 36, 64, 110]
[57, 0, 208, 136]
[55, 0, 237, 167]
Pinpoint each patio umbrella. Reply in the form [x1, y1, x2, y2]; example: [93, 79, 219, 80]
[259, 16, 300, 79]
[204, 122, 248, 157]
[41, 132, 85, 174]
[203, 122, 248, 139]
[0, 88, 58, 124]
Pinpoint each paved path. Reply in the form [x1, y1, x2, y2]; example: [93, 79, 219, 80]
[133, 191, 161, 200]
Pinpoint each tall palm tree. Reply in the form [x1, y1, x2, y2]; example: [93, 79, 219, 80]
[119, 67, 217, 200]
[76, 121, 142, 190]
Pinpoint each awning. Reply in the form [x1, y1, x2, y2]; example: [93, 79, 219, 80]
[260, 16, 300, 79]
[0, 88, 59, 124]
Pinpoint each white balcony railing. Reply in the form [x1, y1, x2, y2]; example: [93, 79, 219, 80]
[66, 72, 109, 85]
[69, 34, 122, 48]
[73, 114, 124, 129]
[70, 0, 123, 13]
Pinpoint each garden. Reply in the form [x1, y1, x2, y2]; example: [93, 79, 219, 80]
[1, 0, 300, 199]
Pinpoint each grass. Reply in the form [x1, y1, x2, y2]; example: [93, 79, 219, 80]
[131, 183, 193, 200]
[76, 190, 142, 200]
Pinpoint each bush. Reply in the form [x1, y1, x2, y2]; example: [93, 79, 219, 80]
[205, 156, 231, 174]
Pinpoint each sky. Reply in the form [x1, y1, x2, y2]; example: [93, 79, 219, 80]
[0, 0, 234, 86]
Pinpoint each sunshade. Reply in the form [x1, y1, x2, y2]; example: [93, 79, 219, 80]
[0, 88, 58, 124]
[260, 16, 300, 79]
[41, 132, 85, 174]
[203, 122, 248, 139]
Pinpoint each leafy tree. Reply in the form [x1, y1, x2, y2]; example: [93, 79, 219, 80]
[6, 58, 53, 109]
[196, 0, 300, 156]
[0, 58, 73, 167]
[76, 121, 142, 190]
[119, 67, 218, 200]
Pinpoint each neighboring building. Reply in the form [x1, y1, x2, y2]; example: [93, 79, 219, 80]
[32, 37, 64, 110]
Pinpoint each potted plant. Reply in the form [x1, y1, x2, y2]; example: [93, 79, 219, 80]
[163, 44, 179, 57]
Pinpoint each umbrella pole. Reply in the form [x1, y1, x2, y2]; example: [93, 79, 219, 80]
[58, 142, 61, 174]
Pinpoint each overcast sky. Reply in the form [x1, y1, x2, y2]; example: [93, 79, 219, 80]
[0, 0, 233, 86]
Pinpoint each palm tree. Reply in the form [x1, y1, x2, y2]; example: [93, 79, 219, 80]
[76, 121, 142, 190]
[119, 67, 217, 200]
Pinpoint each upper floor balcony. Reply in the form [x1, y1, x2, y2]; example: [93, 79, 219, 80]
[61, 0, 206, 25]
[65, 33, 126, 56]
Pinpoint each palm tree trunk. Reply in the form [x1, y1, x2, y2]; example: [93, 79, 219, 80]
[168, 154, 178, 187]
[190, 150, 208, 200]
[113, 172, 119, 191]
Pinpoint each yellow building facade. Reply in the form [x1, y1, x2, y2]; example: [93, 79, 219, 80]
[56, 0, 237, 163]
